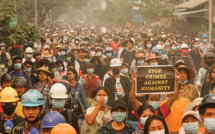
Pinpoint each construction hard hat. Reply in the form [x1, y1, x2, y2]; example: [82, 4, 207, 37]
[152, 47, 159, 53]
[145, 53, 160, 62]
[41, 111, 66, 129]
[181, 43, 188, 49]
[204, 52, 215, 61]
[50, 123, 77, 134]
[12, 77, 28, 88]
[110, 58, 122, 67]
[25, 47, 33, 53]
[1, 74, 12, 83]
[156, 44, 163, 50]
[0, 87, 19, 102]
[49, 83, 68, 99]
[21, 89, 44, 107]
[202, 34, 208, 38]
[136, 53, 145, 58]
[199, 94, 215, 114]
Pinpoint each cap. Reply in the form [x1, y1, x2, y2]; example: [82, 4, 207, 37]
[184, 98, 203, 113]
[111, 99, 127, 112]
[182, 110, 200, 121]
[1, 74, 12, 83]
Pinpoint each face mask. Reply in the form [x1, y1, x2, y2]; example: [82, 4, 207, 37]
[58, 52, 61, 56]
[206, 60, 214, 66]
[158, 41, 162, 44]
[204, 118, 215, 133]
[106, 53, 112, 58]
[183, 122, 198, 134]
[14, 63, 22, 70]
[4, 119, 13, 133]
[148, 102, 160, 110]
[66, 57, 71, 61]
[97, 52, 102, 57]
[84, 59, 90, 63]
[195, 45, 199, 48]
[121, 69, 128, 74]
[81, 47, 85, 49]
[52, 99, 66, 109]
[2, 104, 16, 115]
[147, 44, 152, 49]
[137, 60, 144, 65]
[149, 130, 165, 134]
[26, 54, 32, 59]
[171, 46, 176, 50]
[182, 49, 188, 54]
[52, 68, 57, 72]
[106, 47, 112, 50]
[150, 62, 158, 66]
[61, 51, 66, 56]
[112, 112, 126, 123]
[1, 47, 5, 50]
[87, 68, 94, 73]
[25, 68, 32, 73]
[179, 80, 188, 85]
[58, 66, 63, 71]
[177, 46, 181, 49]
[123, 47, 128, 50]
[88, 47, 91, 49]
[150, 38, 153, 41]
[112, 68, 120, 75]
[140, 117, 148, 126]
[69, 43, 73, 45]
[119, 48, 123, 51]
[165, 42, 170, 46]
[203, 39, 208, 43]
[96, 96, 108, 106]
[75, 41, 79, 44]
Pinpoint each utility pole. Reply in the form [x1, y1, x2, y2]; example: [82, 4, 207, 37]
[13, 0, 16, 13]
[209, 0, 212, 44]
[35, 0, 38, 27]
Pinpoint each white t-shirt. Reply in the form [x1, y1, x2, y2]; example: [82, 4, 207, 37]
[115, 78, 125, 100]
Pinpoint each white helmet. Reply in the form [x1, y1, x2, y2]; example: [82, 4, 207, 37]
[110, 58, 122, 67]
[156, 44, 163, 50]
[181, 43, 188, 49]
[25, 47, 33, 53]
[49, 83, 68, 99]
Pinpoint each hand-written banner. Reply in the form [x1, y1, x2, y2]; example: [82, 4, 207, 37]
[135, 65, 175, 95]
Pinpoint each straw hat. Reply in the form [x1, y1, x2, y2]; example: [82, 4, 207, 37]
[176, 65, 195, 80]
[42, 51, 52, 58]
[34, 67, 52, 76]
[145, 53, 160, 62]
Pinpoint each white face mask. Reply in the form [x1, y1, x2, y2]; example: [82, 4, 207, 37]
[150, 62, 158, 66]
[149, 130, 165, 134]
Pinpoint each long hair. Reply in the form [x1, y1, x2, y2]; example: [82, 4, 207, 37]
[144, 115, 169, 134]
[207, 64, 215, 83]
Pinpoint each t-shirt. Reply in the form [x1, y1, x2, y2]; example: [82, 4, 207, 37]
[160, 97, 190, 133]
[112, 128, 125, 134]
[120, 49, 136, 67]
[115, 78, 125, 100]
[14, 71, 24, 78]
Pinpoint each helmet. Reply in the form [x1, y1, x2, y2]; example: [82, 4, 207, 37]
[176, 35, 181, 39]
[41, 111, 66, 129]
[152, 47, 159, 53]
[110, 58, 122, 67]
[204, 52, 215, 61]
[49, 83, 68, 99]
[105, 47, 113, 51]
[21, 89, 44, 107]
[136, 53, 145, 58]
[181, 43, 188, 49]
[199, 94, 215, 114]
[25, 47, 33, 53]
[58, 80, 71, 94]
[0, 87, 19, 102]
[12, 77, 28, 88]
[145, 53, 160, 62]
[50, 123, 77, 134]
[202, 34, 208, 38]
[0, 42, 6, 47]
[156, 44, 163, 50]
[1, 74, 12, 84]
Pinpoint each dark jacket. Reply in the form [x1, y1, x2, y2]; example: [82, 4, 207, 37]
[97, 120, 135, 134]
[9, 70, 32, 89]
[104, 75, 131, 106]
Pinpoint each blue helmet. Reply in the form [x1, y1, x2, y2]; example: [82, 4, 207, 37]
[152, 47, 159, 53]
[21, 89, 44, 107]
[41, 111, 66, 129]
[202, 34, 208, 38]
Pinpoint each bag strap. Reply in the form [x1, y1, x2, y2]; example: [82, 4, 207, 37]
[67, 109, 72, 124]
[72, 83, 78, 97]
[40, 80, 47, 93]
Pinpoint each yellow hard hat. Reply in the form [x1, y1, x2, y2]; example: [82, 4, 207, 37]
[0, 87, 19, 102]
[50, 123, 77, 134]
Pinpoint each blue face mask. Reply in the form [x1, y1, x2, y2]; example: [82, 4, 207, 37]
[165, 42, 170, 46]
[25, 68, 31, 73]
[148, 102, 160, 110]
[123, 47, 128, 50]
[4, 119, 13, 134]
[58, 66, 63, 71]
[61, 51, 66, 56]
[52, 68, 57, 72]
[106, 53, 112, 58]
[26, 54, 32, 59]
[97, 52, 102, 57]
[203, 39, 208, 43]
[96, 96, 108, 106]
[87, 68, 94, 73]
[172, 46, 176, 50]
[112, 112, 126, 123]
[84, 59, 90, 63]
[149, 130, 165, 134]
[177, 46, 181, 49]
[179, 80, 188, 85]
[66, 57, 71, 61]
[121, 69, 128, 74]
[150, 62, 158, 66]
[183, 122, 199, 134]
[140, 117, 148, 126]
[14, 63, 22, 70]
[147, 44, 152, 49]
[137, 60, 144, 65]
[204, 118, 215, 133]
[52, 99, 65, 109]
[195, 45, 199, 48]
